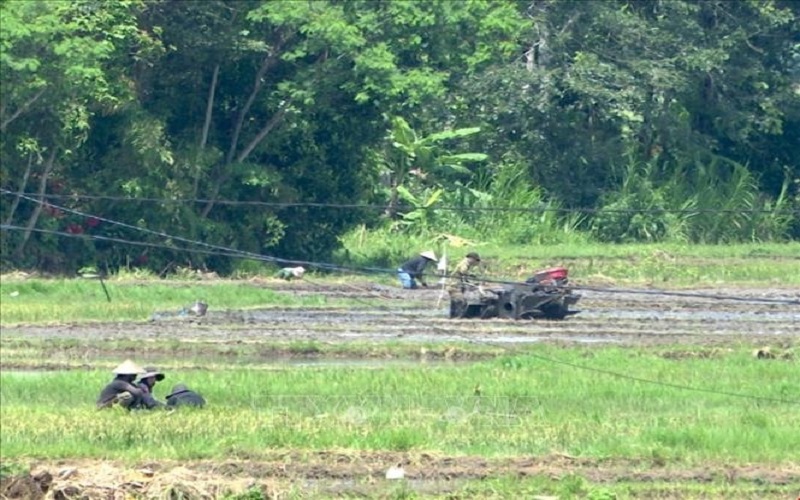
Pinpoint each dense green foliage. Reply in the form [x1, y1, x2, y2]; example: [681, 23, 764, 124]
[2, 0, 798, 274]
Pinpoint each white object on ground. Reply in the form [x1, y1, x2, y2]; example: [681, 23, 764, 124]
[385, 465, 405, 480]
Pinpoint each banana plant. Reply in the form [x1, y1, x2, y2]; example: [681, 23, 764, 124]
[392, 186, 443, 231]
[382, 116, 487, 220]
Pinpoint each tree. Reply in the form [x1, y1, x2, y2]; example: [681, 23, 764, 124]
[1, 0, 158, 266]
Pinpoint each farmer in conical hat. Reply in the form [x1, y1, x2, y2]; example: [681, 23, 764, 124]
[166, 383, 206, 408]
[397, 250, 438, 289]
[96, 360, 145, 409]
[136, 366, 166, 409]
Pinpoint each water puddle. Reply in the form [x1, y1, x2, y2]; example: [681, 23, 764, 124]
[337, 332, 620, 344]
[582, 309, 800, 322]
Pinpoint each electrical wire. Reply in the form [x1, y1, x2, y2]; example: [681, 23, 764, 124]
[3, 190, 799, 215]
[2, 192, 800, 305]
[301, 277, 800, 406]
[461, 336, 800, 405]
[2, 217, 797, 405]
[3, 222, 799, 306]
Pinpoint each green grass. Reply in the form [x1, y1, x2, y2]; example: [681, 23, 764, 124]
[340, 238, 800, 285]
[2, 242, 798, 326]
[0, 337, 502, 370]
[2, 346, 798, 464]
[0, 278, 332, 325]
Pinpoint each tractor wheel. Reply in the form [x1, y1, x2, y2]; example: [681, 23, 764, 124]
[540, 302, 568, 320]
[450, 298, 467, 318]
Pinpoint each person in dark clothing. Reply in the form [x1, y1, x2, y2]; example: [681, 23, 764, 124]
[96, 360, 146, 409]
[166, 383, 206, 408]
[136, 366, 166, 409]
[397, 250, 438, 289]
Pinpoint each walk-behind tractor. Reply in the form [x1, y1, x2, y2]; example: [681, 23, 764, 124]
[448, 267, 581, 320]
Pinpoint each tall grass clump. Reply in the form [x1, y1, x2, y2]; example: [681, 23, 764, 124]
[676, 157, 794, 242]
[470, 161, 587, 245]
[339, 161, 587, 268]
[337, 224, 441, 270]
[593, 152, 794, 243]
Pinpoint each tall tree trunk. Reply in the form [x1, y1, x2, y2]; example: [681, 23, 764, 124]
[234, 105, 288, 165]
[201, 34, 294, 218]
[193, 64, 220, 199]
[15, 147, 56, 258]
[4, 152, 35, 225]
[387, 177, 399, 219]
[199, 104, 289, 218]
[0, 87, 46, 133]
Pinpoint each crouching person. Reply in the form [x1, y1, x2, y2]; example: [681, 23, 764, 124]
[97, 360, 145, 410]
[136, 366, 166, 409]
[166, 383, 206, 408]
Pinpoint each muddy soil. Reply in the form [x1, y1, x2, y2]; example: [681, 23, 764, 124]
[2, 284, 799, 499]
[3, 283, 798, 350]
[4, 452, 799, 499]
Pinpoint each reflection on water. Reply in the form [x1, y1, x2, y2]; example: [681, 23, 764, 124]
[582, 309, 800, 322]
[337, 332, 620, 344]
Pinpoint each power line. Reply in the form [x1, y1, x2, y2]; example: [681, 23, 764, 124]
[3, 193, 800, 306]
[1, 191, 380, 274]
[462, 336, 800, 405]
[4, 224, 800, 306]
[300, 276, 800, 406]
[0, 225, 260, 262]
[2, 215, 798, 405]
[3, 190, 798, 215]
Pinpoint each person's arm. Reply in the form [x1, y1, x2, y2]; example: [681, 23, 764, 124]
[405, 257, 428, 284]
[418, 260, 430, 287]
[140, 392, 164, 409]
[97, 380, 144, 409]
[120, 381, 144, 398]
[122, 381, 146, 408]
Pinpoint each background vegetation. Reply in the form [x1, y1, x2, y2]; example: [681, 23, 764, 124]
[1, 0, 799, 275]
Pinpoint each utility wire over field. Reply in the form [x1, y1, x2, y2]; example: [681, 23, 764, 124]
[3, 195, 800, 406]
[2, 0, 799, 495]
[6, 191, 800, 215]
[3, 192, 800, 306]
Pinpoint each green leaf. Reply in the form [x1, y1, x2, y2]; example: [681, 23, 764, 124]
[396, 185, 419, 206]
[440, 153, 488, 163]
[425, 127, 482, 143]
[423, 188, 443, 208]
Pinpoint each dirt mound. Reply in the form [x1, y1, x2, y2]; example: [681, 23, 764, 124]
[0, 470, 51, 499]
[3, 464, 277, 500]
[12, 454, 800, 499]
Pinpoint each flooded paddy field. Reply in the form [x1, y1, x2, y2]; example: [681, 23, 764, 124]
[3, 283, 798, 351]
[2, 282, 799, 499]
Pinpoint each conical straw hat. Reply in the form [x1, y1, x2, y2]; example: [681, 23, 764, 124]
[140, 366, 165, 381]
[420, 250, 438, 262]
[113, 359, 145, 375]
